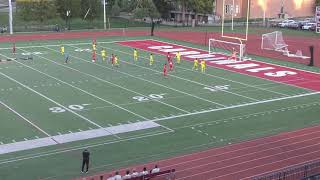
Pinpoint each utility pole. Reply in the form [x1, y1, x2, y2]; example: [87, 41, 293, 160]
[8, 0, 13, 34]
[104, 0, 107, 30]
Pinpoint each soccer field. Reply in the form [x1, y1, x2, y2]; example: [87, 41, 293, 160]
[0, 36, 320, 180]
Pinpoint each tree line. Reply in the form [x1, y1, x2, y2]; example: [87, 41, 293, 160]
[16, 0, 215, 25]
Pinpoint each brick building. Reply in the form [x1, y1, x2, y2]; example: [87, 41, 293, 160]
[215, 0, 315, 19]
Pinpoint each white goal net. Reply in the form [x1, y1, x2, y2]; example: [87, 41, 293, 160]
[261, 31, 288, 52]
[209, 39, 247, 61]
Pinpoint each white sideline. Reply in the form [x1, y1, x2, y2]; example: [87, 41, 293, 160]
[149, 91, 320, 122]
[0, 121, 160, 155]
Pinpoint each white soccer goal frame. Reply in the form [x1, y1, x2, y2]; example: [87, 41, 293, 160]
[209, 38, 246, 61]
[261, 31, 288, 52]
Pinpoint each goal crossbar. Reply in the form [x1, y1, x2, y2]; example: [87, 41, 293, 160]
[209, 38, 246, 61]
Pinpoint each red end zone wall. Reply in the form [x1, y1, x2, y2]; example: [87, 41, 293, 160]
[154, 31, 320, 67]
[118, 39, 320, 92]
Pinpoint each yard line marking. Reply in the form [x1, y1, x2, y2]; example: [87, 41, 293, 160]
[8, 51, 146, 135]
[150, 91, 320, 122]
[62, 45, 225, 108]
[0, 71, 104, 131]
[107, 44, 261, 102]
[33, 47, 190, 114]
[179, 66, 290, 97]
[0, 100, 51, 137]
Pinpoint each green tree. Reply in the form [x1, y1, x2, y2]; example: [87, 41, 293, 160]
[80, 0, 102, 21]
[133, 0, 160, 36]
[189, 0, 214, 25]
[154, 0, 172, 19]
[111, 0, 121, 16]
[17, 0, 57, 23]
[55, 0, 81, 20]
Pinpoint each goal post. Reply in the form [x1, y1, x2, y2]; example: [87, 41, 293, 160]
[209, 38, 247, 61]
[261, 31, 288, 52]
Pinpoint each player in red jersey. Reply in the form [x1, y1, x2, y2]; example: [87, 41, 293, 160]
[169, 59, 174, 71]
[12, 43, 16, 54]
[92, 50, 96, 63]
[163, 63, 167, 77]
[111, 54, 115, 66]
[167, 52, 171, 63]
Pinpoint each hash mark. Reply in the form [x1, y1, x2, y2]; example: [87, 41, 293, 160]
[35, 136, 39, 139]
[68, 131, 73, 133]
[12, 140, 16, 143]
[78, 129, 82, 132]
[24, 138, 28, 141]
[57, 132, 62, 135]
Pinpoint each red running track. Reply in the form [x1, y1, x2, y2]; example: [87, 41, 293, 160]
[76, 125, 320, 180]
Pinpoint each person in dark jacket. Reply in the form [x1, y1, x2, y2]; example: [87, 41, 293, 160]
[81, 149, 90, 173]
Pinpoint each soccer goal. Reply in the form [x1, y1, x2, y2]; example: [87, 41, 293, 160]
[209, 38, 248, 61]
[261, 31, 288, 52]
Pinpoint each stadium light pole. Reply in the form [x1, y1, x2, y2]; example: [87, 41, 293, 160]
[103, 0, 107, 30]
[8, 0, 13, 34]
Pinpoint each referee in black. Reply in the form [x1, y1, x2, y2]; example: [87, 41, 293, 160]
[81, 149, 90, 173]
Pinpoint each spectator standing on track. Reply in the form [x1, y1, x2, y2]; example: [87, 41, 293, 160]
[81, 149, 90, 173]
[140, 167, 149, 176]
[122, 170, 131, 179]
[131, 169, 139, 177]
[151, 165, 160, 173]
[113, 171, 122, 180]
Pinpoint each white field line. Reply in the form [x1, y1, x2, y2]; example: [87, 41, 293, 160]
[149, 91, 320, 122]
[0, 100, 51, 137]
[151, 39, 319, 92]
[39, 47, 189, 114]
[6, 58, 123, 139]
[0, 130, 172, 165]
[17, 49, 148, 122]
[174, 102, 320, 130]
[0, 102, 318, 167]
[12, 48, 175, 134]
[178, 66, 290, 97]
[64, 44, 226, 108]
[41, 47, 190, 114]
[179, 143, 320, 180]
[0, 72, 106, 130]
[0, 39, 153, 50]
[96, 44, 259, 102]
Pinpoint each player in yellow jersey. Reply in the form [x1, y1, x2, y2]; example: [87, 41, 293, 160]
[114, 55, 119, 67]
[201, 59, 206, 73]
[133, 49, 138, 61]
[60, 45, 65, 55]
[149, 53, 154, 66]
[192, 58, 199, 70]
[176, 51, 181, 64]
[101, 49, 107, 62]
